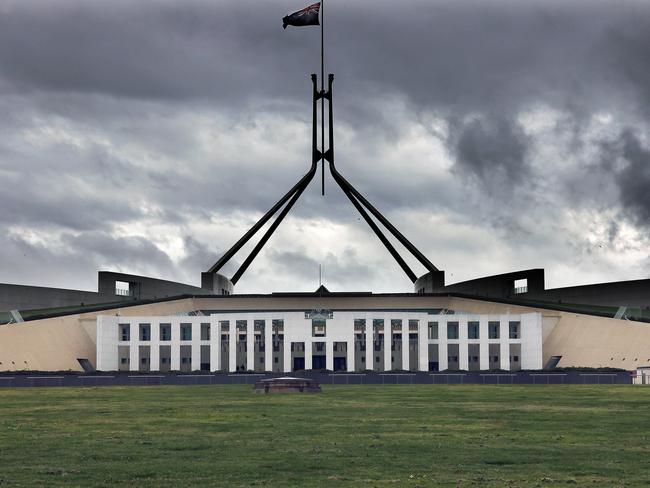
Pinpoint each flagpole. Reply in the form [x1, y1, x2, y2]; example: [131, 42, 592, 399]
[320, 0, 325, 196]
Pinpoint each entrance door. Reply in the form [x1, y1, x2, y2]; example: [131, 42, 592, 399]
[333, 357, 347, 371]
[312, 355, 326, 370]
[293, 357, 305, 371]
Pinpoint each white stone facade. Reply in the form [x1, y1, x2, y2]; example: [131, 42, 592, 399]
[96, 311, 543, 372]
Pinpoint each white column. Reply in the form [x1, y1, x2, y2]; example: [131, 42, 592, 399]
[401, 322, 410, 371]
[365, 320, 373, 371]
[171, 319, 180, 371]
[191, 321, 201, 371]
[520, 313, 543, 370]
[284, 341, 292, 373]
[418, 320, 428, 371]
[479, 317, 489, 370]
[384, 322, 392, 371]
[304, 341, 313, 370]
[210, 320, 221, 372]
[500, 317, 510, 370]
[246, 320, 254, 371]
[264, 322, 273, 372]
[438, 319, 448, 371]
[228, 321, 236, 372]
[150, 320, 160, 371]
[458, 317, 469, 371]
[326, 341, 334, 371]
[129, 321, 139, 371]
[347, 335, 355, 372]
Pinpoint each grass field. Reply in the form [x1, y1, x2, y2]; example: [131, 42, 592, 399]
[0, 385, 649, 487]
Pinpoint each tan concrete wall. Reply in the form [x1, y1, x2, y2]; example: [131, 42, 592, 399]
[447, 296, 650, 369]
[0, 298, 196, 372]
[1, 293, 648, 371]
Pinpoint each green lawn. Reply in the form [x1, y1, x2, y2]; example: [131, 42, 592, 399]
[0, 385, 649, 487]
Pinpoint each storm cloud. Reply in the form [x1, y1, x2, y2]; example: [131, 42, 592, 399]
[0, 0, 648, 294]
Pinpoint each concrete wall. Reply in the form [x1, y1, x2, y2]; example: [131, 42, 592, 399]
[0, 298, 195, 371]
[97, 311, 542, 372]
[0, 283, 128, 312]
[97, 271, 208, 300]
[0, 271, 214, 313]
[1, 293, 649, 372]
[522, 279, 650, 308]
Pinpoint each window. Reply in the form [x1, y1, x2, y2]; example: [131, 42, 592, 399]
[391, 319, 402, 331]
[219, 320, 230, 331]
[272, 319, 284, 332]
[354, 319, 366, 331]
[448, 355, 459, 363]
[119, 324, 130, 341]
[161, 357, 169, 364]
[470, 355, 479, 363]
[511, 355, 520, 362]
[468, 321, 479, 340]
[509, 321, 520, 339]
[139, 324, 150, 341]
[428, 322, 438, 340]
[120, 357, 129, 365]
[160, 324, 171, 341]
[181, 324, 192, 341]
[489, 321, 500, 339]
[274, 357, 278, 363]
[181, 357, 190, 364]
[201, 323, 211, 341]
[513, 278, 528, 294]
[409, 319, 419, 331]
[141, 357, 149, 364]
[312, 319, 326, 337]
[447, 322, 459, 340]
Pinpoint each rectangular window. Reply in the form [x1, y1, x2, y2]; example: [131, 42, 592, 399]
[391, 319, 402, 331]
[201, 323, 211, 341]
[468, 321, 479, 340]
[509, 321, 520, 339]
[236, 320, 247, 331]
[354, 319, 366, 332]
[312, 319, 326, 337]
[119, 324, 130, 342]
[160, 323, 171, 341]
[272, 319, 284, 332]
[219, 320, 230, 331]
[372, 319, 384, 331]
[181, 323, 192, 341]
[409, 319, 419, 331]
[139, 324, 150, 341]
[120, 357, 129, 365]
[428, 322, 438, 339]
[489, 321, 500, 339]
[447, 322, 459, 340]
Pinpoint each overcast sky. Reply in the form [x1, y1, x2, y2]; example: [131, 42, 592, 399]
[0, 0, 649, 294]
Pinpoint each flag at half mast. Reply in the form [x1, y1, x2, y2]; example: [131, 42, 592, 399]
[283, 2, 320, 29]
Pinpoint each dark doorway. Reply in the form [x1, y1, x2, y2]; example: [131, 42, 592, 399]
[312, 355, 326, 370]
[429, 361, 439, 372]
[293, 357, 305, 371]
[333, 357, 347, 371]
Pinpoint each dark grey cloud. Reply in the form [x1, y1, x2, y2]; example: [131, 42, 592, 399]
[0, 0, 649, 294]
[449, 116, 530, 192]
[612, 130, 650, 227]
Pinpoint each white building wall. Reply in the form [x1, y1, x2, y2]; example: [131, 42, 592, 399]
[96, 312, 543, 373]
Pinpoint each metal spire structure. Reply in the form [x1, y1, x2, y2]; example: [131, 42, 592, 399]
[205, 3, 440, 289]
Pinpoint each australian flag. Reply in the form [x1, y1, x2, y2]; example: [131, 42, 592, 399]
[283, 2, 320, 29]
